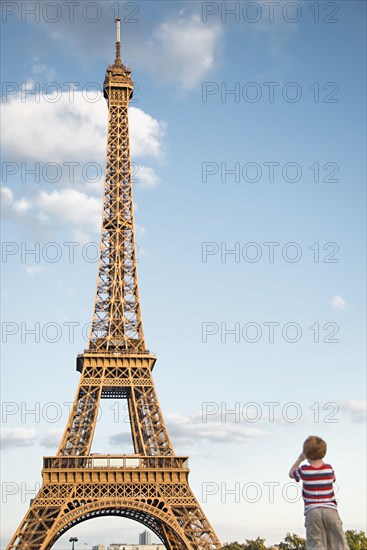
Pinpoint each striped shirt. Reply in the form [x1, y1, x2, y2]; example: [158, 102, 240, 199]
[292, 463, 337, 514]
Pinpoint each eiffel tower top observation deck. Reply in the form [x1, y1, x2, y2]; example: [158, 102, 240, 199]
[89, 17, 145, 354]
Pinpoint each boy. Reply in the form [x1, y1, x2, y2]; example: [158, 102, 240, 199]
[289, 435, 349, 550]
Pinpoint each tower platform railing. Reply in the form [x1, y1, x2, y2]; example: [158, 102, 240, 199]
[43, 455, 189, 470]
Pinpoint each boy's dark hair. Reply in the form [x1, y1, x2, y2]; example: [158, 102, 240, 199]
[303, 435, 327, 460]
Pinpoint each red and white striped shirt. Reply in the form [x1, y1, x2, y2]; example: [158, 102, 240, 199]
[292, 463, 337, 514]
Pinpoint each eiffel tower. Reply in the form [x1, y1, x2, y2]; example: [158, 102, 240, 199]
[8, 19, 222, 550]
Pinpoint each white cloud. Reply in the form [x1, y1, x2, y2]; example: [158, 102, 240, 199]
[1, 65, 167, 241]
[36, 188, 101, 233]
[1, 184, 13, 206]
[1, 428, 84, 450]
[343, 400, 367, 422]
[1, 90, 165, 166]
[136, 165, 160, 189]
[129, 108, 166, 160]
[109, 410, 268, 449]
[2, 184, 147, 241]
[330, 295, 347, 310]
[31, 61, 56, 81]
[135, 224, 146, 236]
[1, 87, 107, 163]
[1, 88, 164, 237]
[1, 184, 13, 208]
[167, 412, 268, 445]
[39, 429, 64, 449]
[109, 432, 133, 447]
[0, 428, 37, 450]
[72, 227, 96, 245]
[13, 198, 31, 213]
[142, 15, 222, 90]
[1, 184, 103, 240]
[1, 184, 40, 231]
[24, 265, 44, 277]
[39, 10, 221, 92]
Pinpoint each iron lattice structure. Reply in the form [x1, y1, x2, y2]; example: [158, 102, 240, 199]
[8, 20, 222, 550]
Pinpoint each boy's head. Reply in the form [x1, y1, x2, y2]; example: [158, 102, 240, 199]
[303, 436, 327, 460]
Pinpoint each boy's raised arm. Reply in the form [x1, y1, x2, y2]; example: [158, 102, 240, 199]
[289, 452, 306, 478]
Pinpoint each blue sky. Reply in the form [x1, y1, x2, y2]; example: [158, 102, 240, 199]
[1, 0, 366, 547]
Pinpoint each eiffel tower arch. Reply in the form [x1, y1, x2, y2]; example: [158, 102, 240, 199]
[7, 19, 222, 550]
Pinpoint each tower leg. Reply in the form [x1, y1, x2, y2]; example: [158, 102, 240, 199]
[7, 494, 63, 549]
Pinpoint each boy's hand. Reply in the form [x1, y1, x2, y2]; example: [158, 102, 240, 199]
[289, 452, 306, 478]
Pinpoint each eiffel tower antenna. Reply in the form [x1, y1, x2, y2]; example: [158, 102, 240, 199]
[115, 16, 122, 66]
[8, 19, 222, 550]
